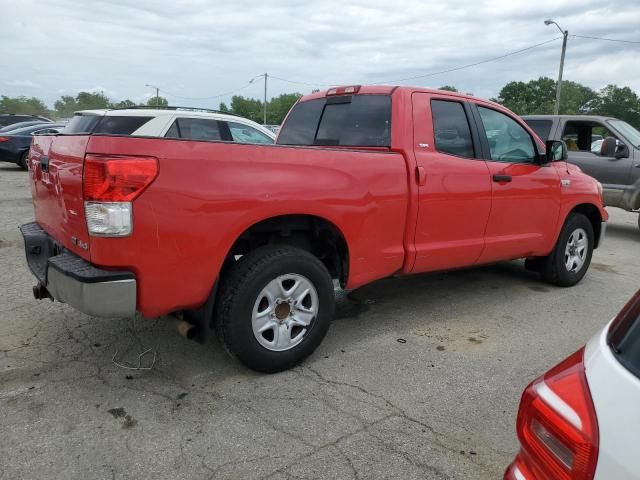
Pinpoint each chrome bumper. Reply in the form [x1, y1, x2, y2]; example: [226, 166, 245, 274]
[20, 222, 137, 318]
[46, 266, 136, 318]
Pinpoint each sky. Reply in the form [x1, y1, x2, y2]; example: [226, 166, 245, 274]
[1, 0, 639, 109]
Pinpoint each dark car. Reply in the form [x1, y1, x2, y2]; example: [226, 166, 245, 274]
[0, 123, 66, 170]
[0, 114, 52, 128]
[0, 120, 53, 133]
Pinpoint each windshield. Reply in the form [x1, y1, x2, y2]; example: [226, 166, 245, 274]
[609, 120, 640, 148]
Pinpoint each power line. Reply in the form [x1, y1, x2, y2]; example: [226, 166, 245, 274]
[570, 34, 640, 45]
[158, 82, 254, 101]
[374, 36, 563, 84]
[267, 37, 563, 87]
[269, 75, 329, 87]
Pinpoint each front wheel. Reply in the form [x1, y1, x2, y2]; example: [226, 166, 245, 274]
[541, 213, 594, 287]
[215, 245, 335, 373]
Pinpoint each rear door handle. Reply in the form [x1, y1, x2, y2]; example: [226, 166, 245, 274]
[492, 174, 512, 183]
[416, 166, 427, 186]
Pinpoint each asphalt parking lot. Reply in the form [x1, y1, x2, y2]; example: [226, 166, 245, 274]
[1, 161, 638, 480]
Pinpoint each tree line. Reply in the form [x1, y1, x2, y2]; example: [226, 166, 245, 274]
[2, 78, 639, 127]
[0, 91, 169, 119]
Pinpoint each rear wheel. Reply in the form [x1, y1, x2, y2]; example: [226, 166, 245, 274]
[541, 213, 594, 287]
[17, 151, 28, 170]
[215, 245, 335, 373]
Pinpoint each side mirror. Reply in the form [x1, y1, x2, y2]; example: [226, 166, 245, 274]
[615, 142, 629, 159]
[600, 137, 618, 157]
[545, 140, 568, 162]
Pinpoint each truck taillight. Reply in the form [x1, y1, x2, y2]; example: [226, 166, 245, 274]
[327, 85, 361, 96]
[83, 155, 158, 237]
[84, 155, 158, 202]
[505, 348, 599, 480]
[0, 137, 10, 142]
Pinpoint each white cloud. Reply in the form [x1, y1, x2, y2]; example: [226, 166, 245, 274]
[4, 79, 41, 88]
[0, 0, 638, 108]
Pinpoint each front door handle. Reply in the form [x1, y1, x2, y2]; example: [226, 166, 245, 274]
[492, 174, 512, 183]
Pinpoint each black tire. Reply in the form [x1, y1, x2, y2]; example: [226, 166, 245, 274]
[541, 213, 594, 287]
[215, 245, 335, 373]
[17, 151, 28, 170]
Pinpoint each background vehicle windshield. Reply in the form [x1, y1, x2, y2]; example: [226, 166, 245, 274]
[609, 119, 640, 148]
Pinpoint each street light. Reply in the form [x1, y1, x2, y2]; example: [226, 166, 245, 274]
[145, 83, 160, 106]
[250, 73, 267, 125]
[544, 19, 568, 115]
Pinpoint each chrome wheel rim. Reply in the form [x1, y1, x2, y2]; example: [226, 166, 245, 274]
[252, 274, 318, 352]
[564, 228, 588, 273]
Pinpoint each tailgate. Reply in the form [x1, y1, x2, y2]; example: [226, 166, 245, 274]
[29, 135, 91, 260]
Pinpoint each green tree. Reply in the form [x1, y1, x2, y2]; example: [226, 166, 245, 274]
[227, 96, 263, 123]
[54, 91, 111, 118]
[589, 85, 640, 128]
[111, 99, 137, 109]
[76, 91, 110, 109]
[54, 95, 79, 118]
[496, 77, 596, 115]
[146, 95, 168, 107]
[438, 85, 458, 92]
[266, 93, 302, 124]
[219, 93, 302, 124]
[0, 96, 50, 116]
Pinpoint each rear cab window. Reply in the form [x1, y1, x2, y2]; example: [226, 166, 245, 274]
[277, 94, 391, 147]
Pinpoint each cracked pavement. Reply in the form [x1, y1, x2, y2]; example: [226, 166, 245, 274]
[1, 162, 639, 479]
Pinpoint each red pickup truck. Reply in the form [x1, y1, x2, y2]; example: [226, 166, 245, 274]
[21, 86, 607, 372]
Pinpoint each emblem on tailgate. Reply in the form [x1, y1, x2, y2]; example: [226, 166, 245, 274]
[71, 236, 89, 250]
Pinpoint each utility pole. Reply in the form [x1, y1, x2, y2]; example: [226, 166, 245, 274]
[145, 84, 160, 106]
[545, 20, 568, 115]
[263, 73, 267, 125]
[250, 73, 268, 125]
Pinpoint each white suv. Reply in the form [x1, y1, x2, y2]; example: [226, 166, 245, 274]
[505, 289, 640, 480]
[65, 107, 276, 144]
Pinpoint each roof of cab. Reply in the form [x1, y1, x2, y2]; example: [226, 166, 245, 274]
[297, 85, 502, 107]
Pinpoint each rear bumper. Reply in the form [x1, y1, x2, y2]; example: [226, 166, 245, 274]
[20, 222, 137, 318]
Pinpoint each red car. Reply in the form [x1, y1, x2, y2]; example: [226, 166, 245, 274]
[21, 87, 607, 372]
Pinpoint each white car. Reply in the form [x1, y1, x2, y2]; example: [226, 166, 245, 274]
[65, 107, 276, 144]
[505, 289, 640, 479]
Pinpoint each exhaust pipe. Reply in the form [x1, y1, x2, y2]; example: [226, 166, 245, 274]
[177, 320, 199, 340]
[33, 283, 53, 301]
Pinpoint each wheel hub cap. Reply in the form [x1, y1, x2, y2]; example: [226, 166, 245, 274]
[564, 228, 588, 273]
[252, 274, 318, 352]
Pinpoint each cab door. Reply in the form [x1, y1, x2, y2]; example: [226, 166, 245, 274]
[410, 93, 492, 273]
[471, 104, 562, 263]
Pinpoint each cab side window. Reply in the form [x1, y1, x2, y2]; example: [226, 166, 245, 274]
[477, 107, 536, 163]
[227, 122, 274, 144]
[431, 100, 475, 158]
[562, 121, 614, 155]
[164, 118, 223, 141]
